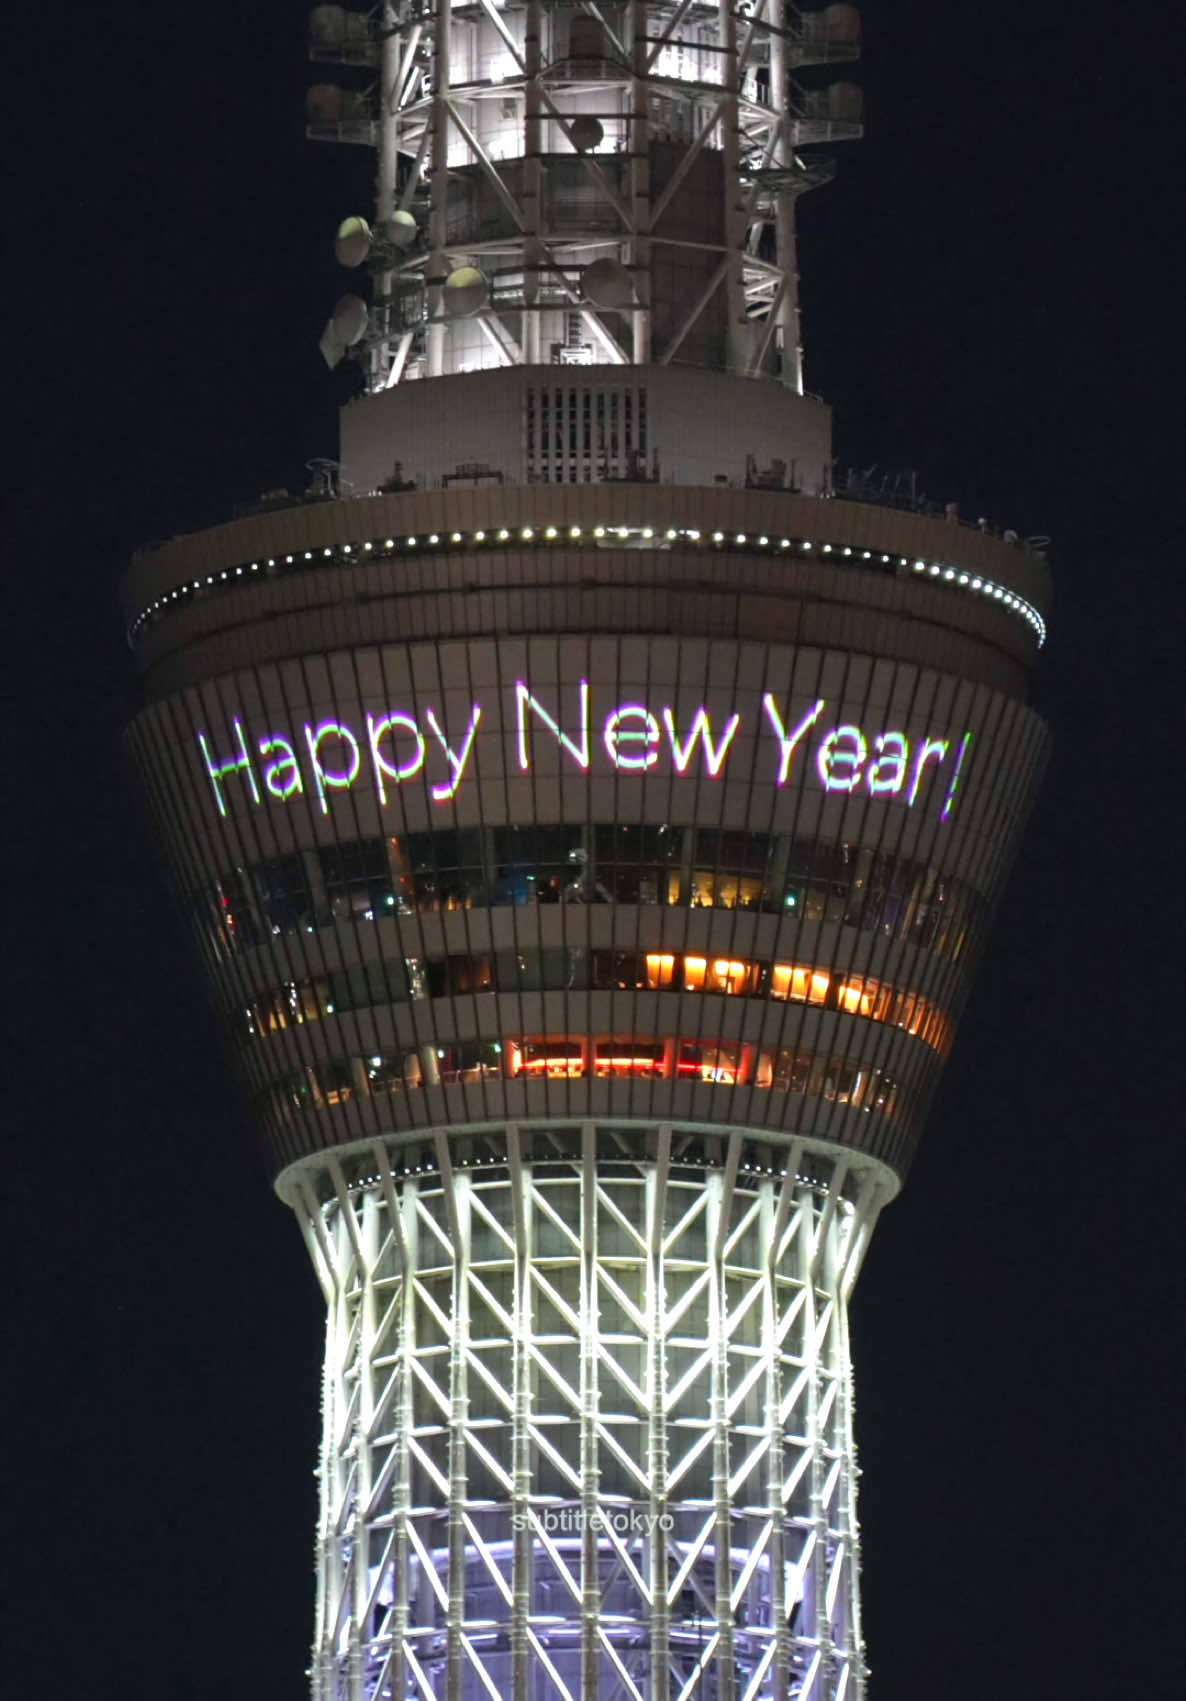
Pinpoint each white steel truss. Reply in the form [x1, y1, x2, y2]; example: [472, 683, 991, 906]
[282, 1121, 893, 1700]
[307, 2, 862, 393]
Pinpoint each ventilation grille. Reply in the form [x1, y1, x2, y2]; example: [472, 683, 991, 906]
[525, 383, 649, 483]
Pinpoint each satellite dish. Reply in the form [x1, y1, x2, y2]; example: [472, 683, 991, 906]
[309, 5, 347, 48]
[827, 82, 863, 122]
[318, 293, 369, 369]
[583, 257, 633, 309]
[818, 5, 861, 45]
[334, 215, 372, 267]
[305, 84, 344, 122]
[569, 115, 604, 153]
[385, 209, 418, 250]
[318, 321, 345, 369]
[442, 266, 489, 317]
[332, 294, 369, 344]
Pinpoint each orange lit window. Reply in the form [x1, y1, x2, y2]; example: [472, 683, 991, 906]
[683, 956, 707, 991]
[837, 977, 882, 1016]
[709, 957, 755, 995]
[770, 964, 830, 1005]
[645, 953, 676, 988]
[319, 1072, 355, 1107]
[593, 1040, 668, 1078]
[512, 1039, 587, 1078]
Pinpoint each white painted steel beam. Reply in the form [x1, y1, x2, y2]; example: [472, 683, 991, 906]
[300, 1123, 880, 1700]
[313, 0, 856, 388]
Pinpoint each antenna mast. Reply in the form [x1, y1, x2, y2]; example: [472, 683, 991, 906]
[307, 1, 862, 392]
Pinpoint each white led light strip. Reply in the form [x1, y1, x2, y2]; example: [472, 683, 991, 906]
[129, 526, 1046, 647]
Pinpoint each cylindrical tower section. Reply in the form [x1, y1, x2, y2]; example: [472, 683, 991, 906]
[130, 12, 1044, 1696]
[289, 1133, 881, 1700]
[307, 1, 863, 390]
[123, 485, 1049, 1699]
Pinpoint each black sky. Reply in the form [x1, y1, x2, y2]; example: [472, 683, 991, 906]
[7, 1, 1181, 1696]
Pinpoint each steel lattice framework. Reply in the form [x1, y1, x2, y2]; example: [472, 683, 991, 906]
[285, 1123, 888, 1700]
[307, 1, 861, 392]
[121, 7, 1051, 1698]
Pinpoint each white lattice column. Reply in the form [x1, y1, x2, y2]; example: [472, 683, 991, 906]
[507, 1126, 533, 1697]
[645, 1144, 670, 1699]
[289, 1126, 888, 1701]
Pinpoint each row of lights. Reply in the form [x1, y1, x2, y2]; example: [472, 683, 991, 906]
[129, 524, 1045, 647]
[336, 1157, 831, 1191]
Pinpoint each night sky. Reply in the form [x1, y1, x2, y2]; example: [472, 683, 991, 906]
[8, 2, 1180, 1696]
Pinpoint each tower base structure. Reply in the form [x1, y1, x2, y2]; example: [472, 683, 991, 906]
[123, 459, 1050, 1701]
[281, 1121, 892, 1701]
[123, 7, 1052, 1693]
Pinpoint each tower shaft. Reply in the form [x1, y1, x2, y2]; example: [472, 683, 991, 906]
[292, 1132, 882, 1700]
[122, 9, 1050, 1697]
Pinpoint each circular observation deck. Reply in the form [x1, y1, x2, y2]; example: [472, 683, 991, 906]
[123, 478, 1049, 1189]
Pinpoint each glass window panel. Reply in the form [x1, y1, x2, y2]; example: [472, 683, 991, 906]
[593, 825, 683, 905]
[694, 829, 774, 872]
[448, 954, 495, 994]
[252, 854, 313, 935]
[593, 1040, 668, 1077]
[434, 1041, 506, 1083]
[494, 949, 527, 990]
[705, 957, 758, 996]
[364, 1052, 407, 1094]
[510, 1038, 587, 1077]
[320, 838, 395, 922]
[542, 946, 585, 989]
[644, 952, 676, 989]
[771, 1049, 812, 1093]
[770, 964, 830, 1004]
[315, 1059, 356, 1106]
[210, 868, 262, 951]
[676, 1041, 745, 1083]
[836, 976, 881, 1016]
[592, 950, 647, 990]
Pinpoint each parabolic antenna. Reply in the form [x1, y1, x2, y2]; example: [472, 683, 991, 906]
[332, 294, 369, 344]
[443, 266, 489, 317]
[318, 293, 369, 369]
[583, 257, 633, 309]
[305, 84, 344, 122]
[569, 116, 604, 153]
[828, 82, 863, 121]
[802, 3, 861, 45]
[309, 5, 348, 48]
[384, 209, 418, 250]
[334, 216, 372, 267]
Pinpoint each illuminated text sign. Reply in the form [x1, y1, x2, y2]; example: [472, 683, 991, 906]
[197, 680, 971, 822]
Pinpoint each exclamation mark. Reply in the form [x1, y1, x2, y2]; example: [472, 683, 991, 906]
[940, 732, 972, 822]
